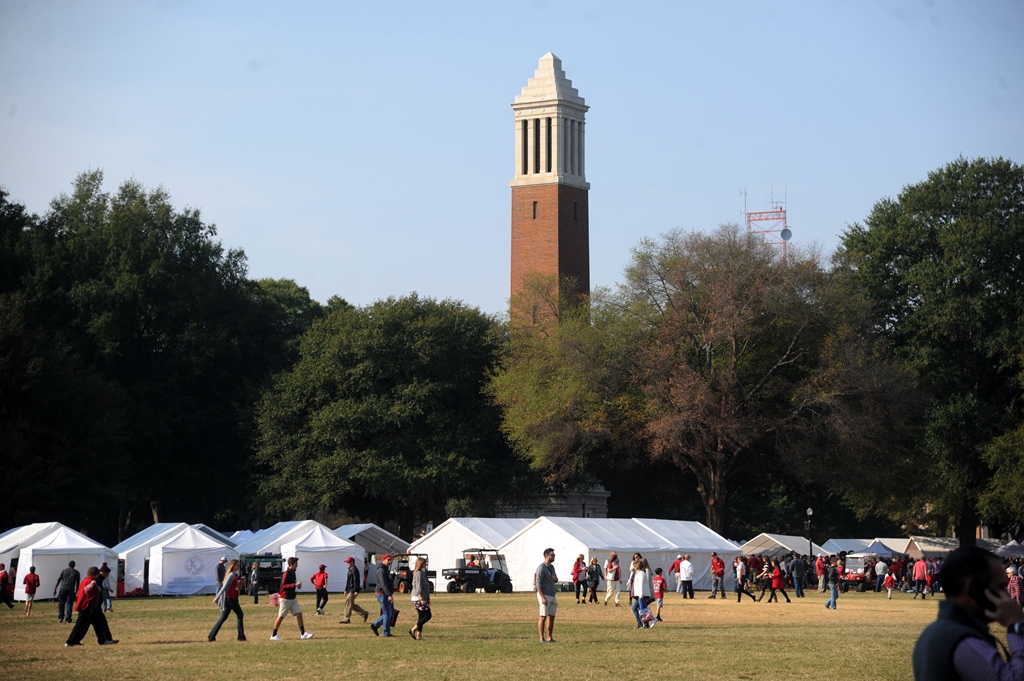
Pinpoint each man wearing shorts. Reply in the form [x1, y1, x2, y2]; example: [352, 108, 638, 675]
[271, 557, 313, 640]
[536, 548, 558, 643]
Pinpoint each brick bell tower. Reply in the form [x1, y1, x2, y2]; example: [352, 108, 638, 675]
[510, 53, 590, 315]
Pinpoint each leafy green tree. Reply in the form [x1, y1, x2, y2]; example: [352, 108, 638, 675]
[255, 294, 532, 539]
[0, 189, 126, 535]
[22, 171, 284, 540]
[839, 156, 1024, 543]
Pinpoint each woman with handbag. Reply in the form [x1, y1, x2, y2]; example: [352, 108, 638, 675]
[630, 558, 654, 628]
[209, 559, 246, 642]
[409, 557, 431, 640]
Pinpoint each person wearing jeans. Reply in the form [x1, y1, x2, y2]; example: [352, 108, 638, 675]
[824, 558, 840, 610]
[370, 554, 395, 637]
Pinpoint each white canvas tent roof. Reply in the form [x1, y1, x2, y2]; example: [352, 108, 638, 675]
[499, 517, 687, 594]
[739, 533, 827, 558]
[867, 538, 911, 556]
[114, 523, 191, 594]
[633, 518, 742, 590]
[0, 522, 64, 566]
[148, 526, 238, 596]
[821, 538, 873, 554]
[15, 526, 116, 601]
[235, 520, 363, 566]
[192, 524, 237, 548]
[407, 518, 532, 584]
[906, 536, 1004, 559]
[280, 525, 365, 593]
[997, 540, 1024, 558]
[335, 523, 409, 558]
[230, 530, 255, 543]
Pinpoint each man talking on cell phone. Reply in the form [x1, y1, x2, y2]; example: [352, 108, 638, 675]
[912, 545, 1024, 680]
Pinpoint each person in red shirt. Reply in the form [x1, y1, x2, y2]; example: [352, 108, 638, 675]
[816, 555, 827, 593]
[65, 567, 103, 646]
[22, 566, 40, 616]
[652, 567, 668, 622]
[311, 564, 329, 616]
[765, 558, 792, 603]
[709, 552, 726, 599]
[913, 558, 929, 599]
[669, 555, 683, 594]
[572, 554, 588, 604]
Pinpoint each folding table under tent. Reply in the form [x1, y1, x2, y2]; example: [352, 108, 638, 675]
[407, 518, 531, 589]
[279, 525, 364, 593]
[147, 525, 238, 596]
[739, 533, 827, 559]
[498, 517, 682, 594]
[113, 522, 192, 594]
[15, 526, 116, 601]
[633, 518, 741, 591]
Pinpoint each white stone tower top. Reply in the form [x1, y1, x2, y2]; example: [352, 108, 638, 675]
[513, 52, 587, 109]
[511, 53, 589, 190]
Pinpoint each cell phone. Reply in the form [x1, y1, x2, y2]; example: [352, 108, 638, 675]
[968, 576, 995, 613]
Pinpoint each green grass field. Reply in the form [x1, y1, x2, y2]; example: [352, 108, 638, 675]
[0, 589, 966, 680]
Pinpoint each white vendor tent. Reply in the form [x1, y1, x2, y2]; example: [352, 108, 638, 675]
[739, 533, 827, 559]
[192, 524, 237, 548]
[280, 525, 364, 593]
[230, 530, 255, 543]
[15, 526, 116, 601]
[906, 536, 1004, 560]
[235, 521, 365, 589]
[335, 523, 409, 558]
[113, 522, 191, 594]
[0, 522, 65, 567]
[822, 538, 873, 554]
[866, 538, 911, 557]
[634, 518, 741, 591]
[498, 517, 680, 594]
[148, 526, 237, 596]
[407, 518, 532, 580]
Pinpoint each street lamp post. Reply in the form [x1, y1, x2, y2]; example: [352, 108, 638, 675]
[805, 508, 813, 560]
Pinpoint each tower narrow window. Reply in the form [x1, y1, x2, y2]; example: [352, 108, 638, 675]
[574, 202, 578, 221]
[533, 201, 538, 219]
[533, 119, 541, 174]
[545, 117, 552, 173]
[521, 120, 528, 176]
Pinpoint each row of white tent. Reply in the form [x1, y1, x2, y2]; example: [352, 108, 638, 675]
[7, 519, 1020, 600]
[409, 517, 742, 592]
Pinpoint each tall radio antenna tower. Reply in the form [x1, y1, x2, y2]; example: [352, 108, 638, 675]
[745, 184, 792, 257]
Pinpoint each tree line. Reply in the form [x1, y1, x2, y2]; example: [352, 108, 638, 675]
[1, 158, 1021, 545]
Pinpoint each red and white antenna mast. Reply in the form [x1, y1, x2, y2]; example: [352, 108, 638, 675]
[745, 186, 792, 257]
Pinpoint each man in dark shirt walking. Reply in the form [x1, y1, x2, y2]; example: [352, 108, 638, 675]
[53, 560, 81, 623]
[370, 554, 395, 637]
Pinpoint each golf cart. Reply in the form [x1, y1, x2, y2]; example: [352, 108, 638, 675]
[390, 553, 436, 593]
[442, 548, 514, 593]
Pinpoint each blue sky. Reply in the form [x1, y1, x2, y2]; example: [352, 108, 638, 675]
[2, 0, 1021, 316]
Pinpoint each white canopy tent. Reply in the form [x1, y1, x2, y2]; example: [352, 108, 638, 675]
[0, 522, 65, 568]
[906, 536, 1004, 560]
[280, 525, 364, 593]
[335, 523, 409, 559]
[407, 518, 532, 580]
[113, 522, 191, 594]
[498, 517, 681, 594]
[15, 526, 116, 601]
[148, 525, 238, 596]
[867, 538, 911, 557]
[235, 521, 364, 590]
[821, 538, 873, 554]
[634, 518, 741, 591]
[739, 533, 827, 559]
[230, 530, 255, 543]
